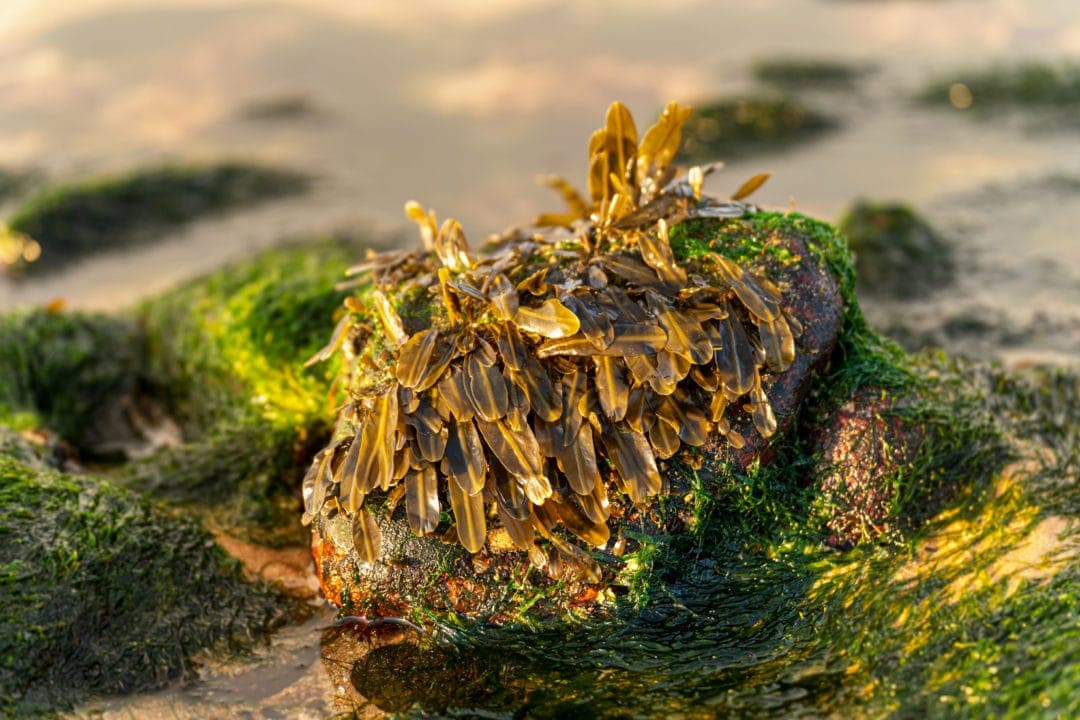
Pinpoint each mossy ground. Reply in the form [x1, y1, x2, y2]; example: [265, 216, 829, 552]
[0, 208, 1074, 718]
[678, 98, 837, 162]
[2, 162, 310, 277]
[0, 453, 287, 717]
[0, 234, 370, 713]
[337, 213, 1077, 719]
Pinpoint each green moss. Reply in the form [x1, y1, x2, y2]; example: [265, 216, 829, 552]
[123, 236, 363, 536]
[0, 310, 142, 452]
[0, 456, 287, 716]
[838, 200, 955, 300]
[753, 58, 870, 90]
[4, 162, 310, 277]
[918, 60, 1080, 110]
[679, 97, 837, 162]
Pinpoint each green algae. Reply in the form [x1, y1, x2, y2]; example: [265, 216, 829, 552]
[838, 200, 955, 300]
[4, 162, 310, 277]
[0, 236, 381, 713]
[0, 455, 287, 716]
[679, 98, 837, 162]
[127, 236, 364, 537]
[0, 310, 142, 450]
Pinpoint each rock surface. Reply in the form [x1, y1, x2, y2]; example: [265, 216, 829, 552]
[812, 387, 924, 549]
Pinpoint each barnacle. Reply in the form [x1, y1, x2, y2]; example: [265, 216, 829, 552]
[303, 102, 800, 576]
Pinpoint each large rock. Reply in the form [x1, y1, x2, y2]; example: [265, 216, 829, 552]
[311, 212, 845, 621]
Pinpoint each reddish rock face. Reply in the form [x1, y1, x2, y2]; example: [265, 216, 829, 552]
[311, 220, 844, 621]
[812, 388, 925, 550]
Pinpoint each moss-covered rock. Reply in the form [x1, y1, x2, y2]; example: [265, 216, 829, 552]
[753, 58, 871, 91]
[0, 310, 143, 454]
[0, 236, 378, 714]
[679, 97, 837, 162]
[122, 236, 362, 537]
[3, 162, 310, 277]
[918, 60, 1080, 111]
[0, 456, 287, 716]
[318, 229, 1075, 720]
[839, 199, 955, 300]
[310, 211, 847, 622]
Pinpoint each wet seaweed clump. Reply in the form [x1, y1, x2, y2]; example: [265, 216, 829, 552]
[679, 97, 837, 162]
[304, 102, 800, 576]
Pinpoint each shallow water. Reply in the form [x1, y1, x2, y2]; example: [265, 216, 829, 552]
[2, 1, 1076, 717]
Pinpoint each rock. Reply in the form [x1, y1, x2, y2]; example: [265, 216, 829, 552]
[838, 200, 954, 300]
[124, 237, 364, 537]
[3, 163, 310, 277]
[0, 456, 289, 716]
[311, 211, 845, 621]
[811, 386, 925, 549]
[0, 310, 143, 456]
[678, 97, 838, 162]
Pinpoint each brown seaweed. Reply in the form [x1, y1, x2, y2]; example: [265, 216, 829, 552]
[304, 101, 801, 578]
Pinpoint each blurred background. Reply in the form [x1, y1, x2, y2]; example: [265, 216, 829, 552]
[1, 0, 1077, 364]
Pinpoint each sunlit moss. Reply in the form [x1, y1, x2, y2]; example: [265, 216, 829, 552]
[127, 235, 365, 536]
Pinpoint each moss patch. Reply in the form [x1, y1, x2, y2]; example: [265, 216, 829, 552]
[0, 456, 287, 716]
[679, 97, 837, 162]
[838, 200, 955, 300]
[0, 310, 142, 451]
[126, 236, 363, 537]
[753, 58, 870, 91]
[918, 60, 1080, 111]
[4, 162, 310, 277]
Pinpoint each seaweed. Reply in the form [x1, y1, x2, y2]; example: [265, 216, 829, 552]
[306, 103, 800, 575]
